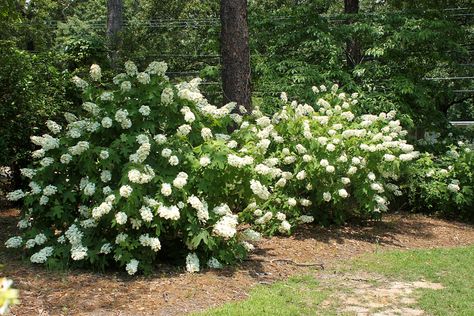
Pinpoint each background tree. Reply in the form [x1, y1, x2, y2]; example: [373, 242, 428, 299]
[220, 0, 252, 112]
[344, 0, 362, 68]
[107, 0, 123, 68]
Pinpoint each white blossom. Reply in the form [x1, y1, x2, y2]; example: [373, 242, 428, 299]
[186, 253, 200, 273]
[139, 206, 153, 222]
[199, 156, 211, 167]
[338, 189, 349, 198]
[90, 64, 102, 81]
[158, 205, 180, 220]
[161, 183, 172, 196]
[213, 214, 238, 239]
[323, 192, 332, 202]
[5, 237, 22, 248]
[137, 72, 150, 84]
[126, 259, 139, 275]
[119, 185, 133, 198]
[115, 212, 128, 225]
[250, 180, 270, 200]
[139, 105, 151, 116]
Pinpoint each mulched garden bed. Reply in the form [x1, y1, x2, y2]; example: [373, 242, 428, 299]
[1, 208, 474, 316]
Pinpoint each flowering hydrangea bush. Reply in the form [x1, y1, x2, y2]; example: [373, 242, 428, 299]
[232, 85, 419, 234]
[404, 142, 473, 221]
[4, 61, 259, 274]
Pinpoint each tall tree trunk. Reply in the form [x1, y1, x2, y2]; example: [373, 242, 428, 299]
[345, 0, 362, 69]
[107, 0, 123, 68]
[220, 0, 251, 113]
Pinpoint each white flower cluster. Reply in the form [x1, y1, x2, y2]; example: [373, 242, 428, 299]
[65, 224, 88, 261]
[173, 172, 188, 189]
[90, 64, 102, 81]
[5, 236, 22, 248]
[115, 109, 132, 129]
[158, 204, 180, 220]
[139, 234, 161, 252]
[137, 72, 151, 85]
[186, 253, 200, 273]
[187, 195, 209, 223]
[128, 166, 155, 184]
[228, 154, 254, 168]
[213, 214, 238, 239]
[129, 142, 151, 163]
[72, 75, 88, 90]
[126, 259, 139, 275]
[31, 134, 60, 151]
[6, 190, 25, 201]
[30, 246, 54, 263]
[447, 180, 460, 193]
[250, 180, 271, 200]
[161, 87, 174, 105]
[69, 141, 89, 156]
[92, 200, 113, 219]
[146, 61, 168, 76]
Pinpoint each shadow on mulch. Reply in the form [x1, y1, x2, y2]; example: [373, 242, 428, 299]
[292, 215, 437, 247]
[2, 207, 474, 315]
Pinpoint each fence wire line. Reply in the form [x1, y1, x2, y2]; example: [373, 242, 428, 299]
[15, 6, 474, 27]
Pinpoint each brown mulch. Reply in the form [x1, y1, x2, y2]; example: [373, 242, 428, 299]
[1, 208, 474, 316]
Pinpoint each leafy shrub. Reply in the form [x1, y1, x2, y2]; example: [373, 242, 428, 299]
[4, 62, 420, 273]
[232, 85, 418, 234]
[4, 61, 257, 274]
[0, 41, 72, 183]
[0, 277, 19, 315]
[404, 142, 474, 221]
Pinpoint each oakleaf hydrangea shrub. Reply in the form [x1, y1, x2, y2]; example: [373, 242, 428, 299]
[233, 85, 419, 234]
[4, 61, 258, 274]
[404, 142, 474, 221]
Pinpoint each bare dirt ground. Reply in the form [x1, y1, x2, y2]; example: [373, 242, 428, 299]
[318, 271, 444, 316]
[1, 208, 474, 316]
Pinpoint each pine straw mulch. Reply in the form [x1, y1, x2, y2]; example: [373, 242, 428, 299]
[1, 208, 474, 316]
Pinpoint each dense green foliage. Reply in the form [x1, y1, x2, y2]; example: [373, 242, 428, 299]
[250, 0, 473, 128]
[404, 142, 474, 221]
[0, 42, 72, 172]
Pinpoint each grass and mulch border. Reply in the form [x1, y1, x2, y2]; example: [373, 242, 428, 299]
[1, 207, 474, 315]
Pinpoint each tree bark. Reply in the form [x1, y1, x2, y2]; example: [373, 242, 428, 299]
[344, 0, 362, 69]
[107, 0, 123, 68]
[220, 0, 251, 113]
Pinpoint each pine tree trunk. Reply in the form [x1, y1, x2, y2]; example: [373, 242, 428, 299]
[107, 0, 123, 68]
[345, 0, 362, 69]
[220, 0, 251, 113]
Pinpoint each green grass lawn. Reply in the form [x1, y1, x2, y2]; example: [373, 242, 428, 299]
[197, 245, 474, 316]
[197, 275, 332, 316]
